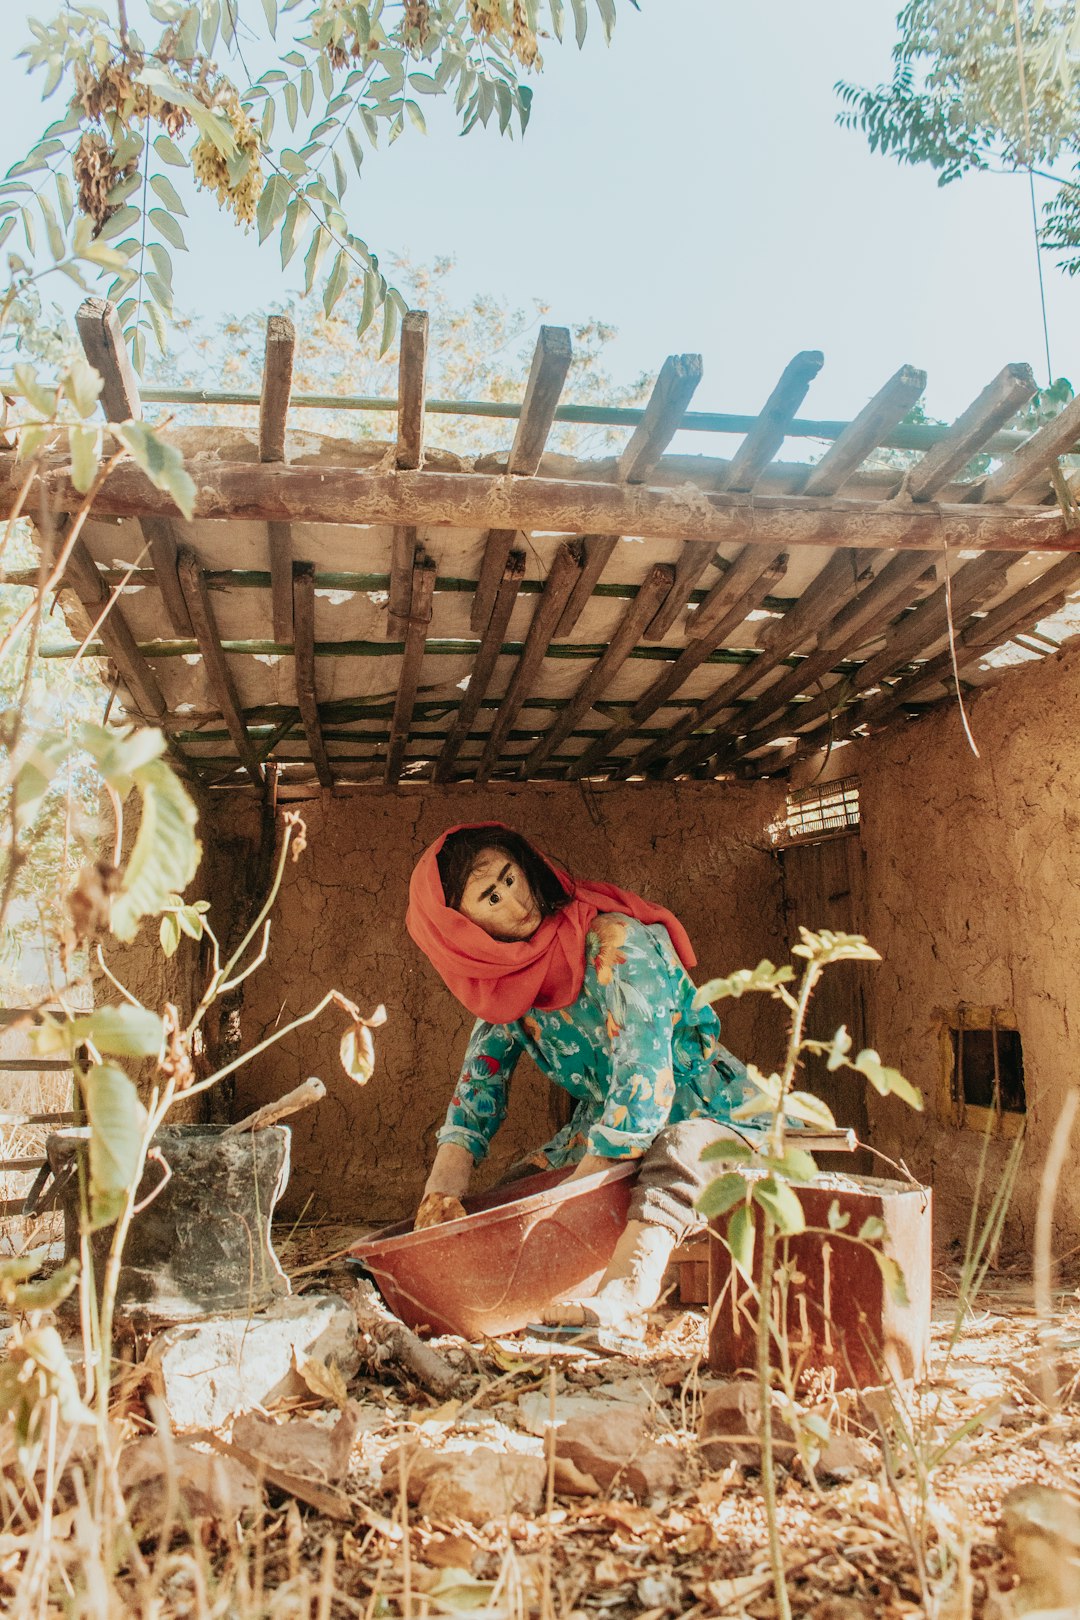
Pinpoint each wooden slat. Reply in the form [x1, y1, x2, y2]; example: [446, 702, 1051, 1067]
[396, 310, 429, 471]
[7, 456, 1071, 553]
[570, 550, 788, 778]
[616, 353, 703, 484]
[259, 315, 297, 641]
[470, 326, 572, 634]
[0, 1158, 46, 1173]
[519, 564, 675, 778]
[689, 544, 788, 640]
[975, 390, 1080, 504]
[617, 550, 872, 779]
[0, 1058, 71, 1072]
[387, 526, 418, 639]
[177, 547, 265, 789]
[434, 550, 525, 783]
[556, 534, 620, 637]
[0, 1111, 82, 1125]
[75, 296, 193, 636]
[63, 537, 169, 725]
[802, 366, 927, 498]
[474, 544, 583, 783]
[906, 365, 1037, 501]
[642, 541, 718, 642]
[385, 557, 435, 785]
[292, 562, 333, 790]
[721, 351, 824, 494]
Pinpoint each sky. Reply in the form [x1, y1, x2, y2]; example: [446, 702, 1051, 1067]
[3, 0, 1079, 434]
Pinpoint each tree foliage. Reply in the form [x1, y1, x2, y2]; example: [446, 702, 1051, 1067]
[3, 0, 636, 375]
[836, 1, 1080, 271]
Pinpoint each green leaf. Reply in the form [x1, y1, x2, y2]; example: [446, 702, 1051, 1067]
[0, 1258, 79, 1314]
[699, 1137, 756, 1165]
[109, 757, 201, 942]
[340, 1021, 376, 1084]
[727, 1201, 756, 1280]
[154, 133, 188, 168]
[279, 198, 302, 267]
[261, 0, 278, 34]
[159, 912, 181, 957]
[824, 1024, 853, 1071]
[79, 238, 130, 271]
[68, 423, 100, 493]
[34, 1004, 164, 1059]
[694, 960, 794, 1007]
[595, 0, 617, 43]
[826, 1199, 850, 1232]
[300, 67, 315, 117]
[12, 735, 68, 835]
[284, 80, 299, 129]
[149, 207, 187, 251]
[83, 1063, 148, 1229]
[115, 422, 196, 520]
[405, 99, 427, 134]
[857, 1215, 886, 1242]
[753, 1175, 806, 1236]
[14, 362, 55, 418]
[792, 927, 881, 966]
[356, 266, 378, 337]
[55, 170, 73, 226]
[379, 289, 401, 357]
[303, 224, 330, 294]
[571, 0, 588, 46]
[852, 1049, 924, 1111]
[871, 1248, 909, 1307]
[696, 1171, 747, 1220]
[768, 1145, 818, 1183]
[323, 246, 348, 315]
[150, 173, 188, 217]
[782, 1091, 837, 1130]
[64, 354, 105, 419]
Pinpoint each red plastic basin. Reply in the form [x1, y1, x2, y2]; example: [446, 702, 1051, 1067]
[351, 1163, 638, 1339]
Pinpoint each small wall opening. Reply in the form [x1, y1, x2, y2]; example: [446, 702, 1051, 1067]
[769, 774, 860, 848]
[942, 1008, 1026, 1132]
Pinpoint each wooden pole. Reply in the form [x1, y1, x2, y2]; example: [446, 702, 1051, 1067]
[396, 310, 429, 471]
[802, 365, 927, 498]
[292, 562, 334, 790]
[177, 547, 265, 789]
[385, 557, 435, 785]
[906, 364, 1037, 501]
[259, 314, 297, 643]
[386, 525, 418, 639]
[721, 351, 824, 493]
[975, 389, 1080, 504]
[434, 550, 525, 782]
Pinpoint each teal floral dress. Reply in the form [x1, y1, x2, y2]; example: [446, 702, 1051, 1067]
[436, 914, 753, 1169]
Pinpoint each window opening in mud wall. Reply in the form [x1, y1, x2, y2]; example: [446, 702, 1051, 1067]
[940, 1006, 1026, 1135]
[769, 775, 860, 848]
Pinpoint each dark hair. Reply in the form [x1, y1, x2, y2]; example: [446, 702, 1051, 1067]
[437, 828, 572, 917]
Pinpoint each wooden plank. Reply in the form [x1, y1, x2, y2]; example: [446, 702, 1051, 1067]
[617, 354, 703, 484]
[7, 455, 1072, 552]
[434, 551, 525, 782]
[75, 297, 193, 636]
[556, 534, 620, 636]
[0, 1111, 82, 1125]
[689, 544, 789, 639]
[0, 1158, 46, 1173]
[976, 389, 1080, 504]
[722, 351, 824, 494]
[177, 547, 265, 790]
[474, 544, 582, 783]
[802, 365, 927, 498]
[396, 310, 429, 470]
[385, 557, 436, 785]
[292, 562, 333, 790]
[469, 326, 572, 634]
[643, 541, 718, 642]
[520, 564, 675, 777]
[63, 537, 169, 725]
[617, 550, 872, 779]
[906, 365, 1037, 501]
[387, 526, 418, 639]
[259, 314, 296, 463]
[0, 1058, 71, 1072]
[259, 315, 297, 641]
[570, 550, 788, 778]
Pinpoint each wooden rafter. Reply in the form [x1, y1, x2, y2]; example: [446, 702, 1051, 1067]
[801, 365, 927, 498]
[906, 364, 1037, 501]
[470, 326, 573, 634]
[75, 297, 193, 638]
[569, 549, 789, 778]
[558, 353, 704, 637]
[259, 313, 297, 644]
[974, 389, 1080, 504]
[519, 564, 675, 777]
[62, 535, 169, 726]
[474, 544, 582, 783]
[177, 547, 265, 790]
[396, 310, 429, 471]
[387, 526, 419, 639]
[291, 561, 333, 790]
[434, 550, 525, 783]
[10, 456, 1070, 552]
[385, 556, 435, 786]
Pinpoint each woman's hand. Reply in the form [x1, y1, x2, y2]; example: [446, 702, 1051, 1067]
[565, 1152, 614, 1183]
[414, 1142, 473, 1230]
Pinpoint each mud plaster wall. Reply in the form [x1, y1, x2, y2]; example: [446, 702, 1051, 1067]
[209, 781, 789, 1224]
[847, 637, 1080, 1254]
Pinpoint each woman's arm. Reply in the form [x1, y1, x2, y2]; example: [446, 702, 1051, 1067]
[414, 1019, 524, 1228]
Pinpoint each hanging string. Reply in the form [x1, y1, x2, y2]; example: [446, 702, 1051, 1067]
[942, 534, 981, 759]
[1011, 0, 1054, 385]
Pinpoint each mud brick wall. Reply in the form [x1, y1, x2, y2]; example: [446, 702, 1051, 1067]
[847, 637, 1080, 1253]
[206, 781, 788, 1223]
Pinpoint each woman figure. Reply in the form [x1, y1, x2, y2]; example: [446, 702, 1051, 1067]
[405, 823, 754, 1336]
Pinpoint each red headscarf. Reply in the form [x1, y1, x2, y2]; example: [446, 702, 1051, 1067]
[406, 823, 697, 1023]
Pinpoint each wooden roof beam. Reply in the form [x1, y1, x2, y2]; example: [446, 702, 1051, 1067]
[384, 555, 435, 785]
[6, 455, 1073, 551]
[62, 536, 170, 727]
[396, 310, 429, 471]
[722, 351, 824, 494]
[259, 314, 297, 644]
[387, 525, 419, 639]
[470, 326, 573, 634]
[434, 550, 525, 782]
[560, 353, 703, 639]
[974, 388, 1080, 504]
[291, 562, 333, 790]
[75, 296, 193, 639]
[570, 549, 788, 778]
[519, 564, 674, 778]
[177, 547, 265, 790]
[905, 364, 1037, 501]
[474, 544, 582, 783]
[802, 365, 927, 498]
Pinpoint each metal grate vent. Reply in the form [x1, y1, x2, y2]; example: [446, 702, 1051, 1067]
[770, 775, 861, 848]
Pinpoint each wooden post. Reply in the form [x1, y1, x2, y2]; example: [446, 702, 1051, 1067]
[396, 310, 429, 471]
[385, 557, 435, 785]
[434, 551, 525, 782]
[259, 314, 297, 644]
[177, 547, 265, 789]
[292, 562, 334, 789]
[75, 296, 193, 637]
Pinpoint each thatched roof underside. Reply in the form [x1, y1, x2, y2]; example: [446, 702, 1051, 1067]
[21, 303, 1080, 797]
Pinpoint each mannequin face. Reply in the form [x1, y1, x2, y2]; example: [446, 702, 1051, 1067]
[458, 847, 541, 941]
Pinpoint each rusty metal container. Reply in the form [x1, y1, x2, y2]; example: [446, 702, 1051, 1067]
[708, 1173, 931, 1389]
